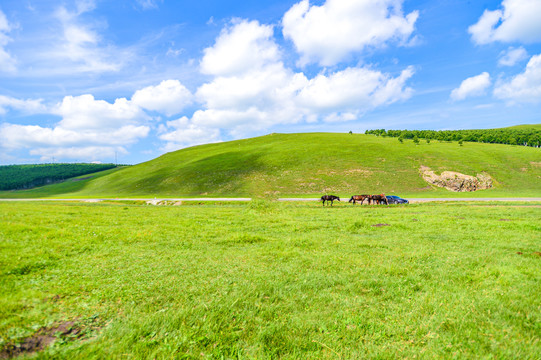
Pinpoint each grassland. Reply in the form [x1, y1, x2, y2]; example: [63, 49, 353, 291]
[1, 200, 540, 359]
[1, 133, 540, 199]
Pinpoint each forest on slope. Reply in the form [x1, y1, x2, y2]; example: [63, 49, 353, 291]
[365, 125, 541, 147]
[0, 163, 117, 190]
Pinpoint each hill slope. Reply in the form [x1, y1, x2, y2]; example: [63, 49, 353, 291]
[2, 133, 540, 198]
[0, 163, 117, 190]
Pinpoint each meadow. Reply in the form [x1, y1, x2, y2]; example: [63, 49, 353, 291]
[1, 200, 540, 359]
[2, 133, 540, 199]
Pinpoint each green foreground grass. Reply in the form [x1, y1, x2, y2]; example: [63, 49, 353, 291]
[1, 201, 540, 359]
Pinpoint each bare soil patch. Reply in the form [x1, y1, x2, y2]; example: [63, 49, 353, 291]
[0, 321, 83, 359]
[419, 166, 493, 192]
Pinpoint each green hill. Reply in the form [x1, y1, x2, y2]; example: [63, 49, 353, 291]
[0, 163, 117, 190]
[1, 133, 540, 198]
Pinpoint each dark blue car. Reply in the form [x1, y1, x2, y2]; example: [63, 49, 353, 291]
[386, 195, 409, 204]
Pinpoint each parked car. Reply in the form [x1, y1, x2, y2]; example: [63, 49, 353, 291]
[386, 195, 409, 204]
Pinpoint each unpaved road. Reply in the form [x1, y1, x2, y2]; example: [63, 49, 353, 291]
[1, 197, 540, 203]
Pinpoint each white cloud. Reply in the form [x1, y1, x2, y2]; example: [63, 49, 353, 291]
[450, 72, 491, 101]
[0, 78, 198, 161]
[0, 91, 152, 162]
[494, 53, 541, 103]
[136, 0, 162, 10]
[191, 19, 415, 136]
[47, 3, 125, 73]
[54, 94, 146, 130]
[0, 122, 149, 150]
[29, 146, 127, 162]
[469, 0, 541, 45]
[132, 80, 193, 116]
[158, 116, 221, 152]
[282, 0, 418, 66]
[200, 19, 280, 76]
[297, 66, 415, 114]
[498, 46, 528, 66]
[0, 95, 46, 115]
[0, 9, 16, 73]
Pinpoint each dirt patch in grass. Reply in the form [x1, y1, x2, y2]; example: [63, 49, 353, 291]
[372, 223, 390, 227]
[0, 321, 85, 359]
[419, 166, 493, 192]
[516, 251, 541, 257]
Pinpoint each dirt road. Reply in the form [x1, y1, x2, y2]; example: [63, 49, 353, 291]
[1, 197, 540, 202]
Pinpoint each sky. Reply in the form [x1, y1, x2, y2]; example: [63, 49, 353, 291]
[0, 0, 540, 165]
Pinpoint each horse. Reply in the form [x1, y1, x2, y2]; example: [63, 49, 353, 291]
[348, 195, 372, 205]
[371, 194, 388, 205]
[321, 195, 340, 206]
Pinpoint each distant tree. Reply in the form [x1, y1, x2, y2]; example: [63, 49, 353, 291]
[349, 130, 353, 134]
[365, 127, 541, 147]
[458, 139, 463, 146]
[413, 136, 420, 145]
[426, 139, 431, 144]
[398, 136, 404, 143]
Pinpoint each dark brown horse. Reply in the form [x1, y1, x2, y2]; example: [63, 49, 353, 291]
[321, 195, 340, 206]
[348, 195, 372, 205]
[371, 194, 388, 205]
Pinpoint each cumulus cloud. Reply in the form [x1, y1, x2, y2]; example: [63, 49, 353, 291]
[450, 72, 492, 101]
[0, 77, 198, 161]
[494, 53, 541, 103]
[0, 9, 16, 73]
[297, 66, 415, 115]
[158, 116, 221, 152]
[189, 19, 415, 137]
[0, 123, 148, 150]
[469, 0, 541, 45]
[200, 19, 280, 76]
[132, 80, 193, 116]
[282, 0, 418, 66]
[54, 94, 146, 130]
[498, 46, 528, 66]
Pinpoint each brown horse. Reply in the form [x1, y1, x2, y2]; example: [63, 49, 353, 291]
[371, 194, 388, 205]
[348, 195, 372, 205]
[321, 195, 340, 206]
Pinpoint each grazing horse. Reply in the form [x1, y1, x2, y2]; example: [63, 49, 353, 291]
[371, 194, 388, 205]
[348, 195, 372, 205]
[321, 195, 340, 206]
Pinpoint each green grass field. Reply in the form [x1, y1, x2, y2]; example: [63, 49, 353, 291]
[1, 133, 540, 199]
[1, 201, 540, 359]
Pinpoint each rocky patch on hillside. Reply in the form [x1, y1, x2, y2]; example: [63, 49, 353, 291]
[420, 166, 493, 192]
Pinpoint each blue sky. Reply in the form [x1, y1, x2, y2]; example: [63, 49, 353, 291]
[0, 0, 540, 165]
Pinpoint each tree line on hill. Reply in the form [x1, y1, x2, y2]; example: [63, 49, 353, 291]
[0, 163, 117, 191]
[365, 128, 541, 147]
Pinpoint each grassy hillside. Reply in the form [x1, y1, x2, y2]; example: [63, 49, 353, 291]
[1, 133, 540, 198]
